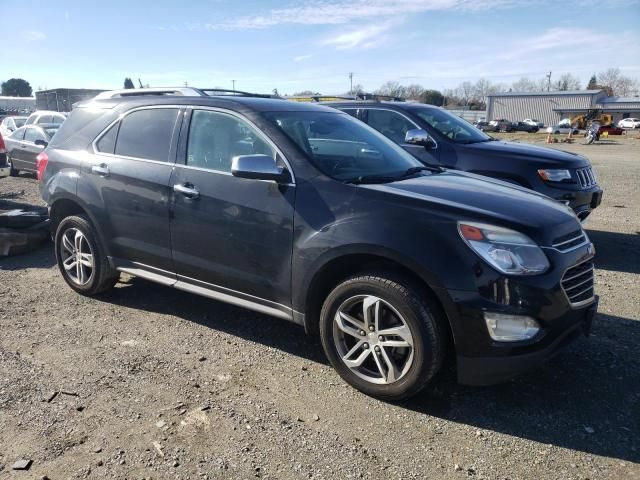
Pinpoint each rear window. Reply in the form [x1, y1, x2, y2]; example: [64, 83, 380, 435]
[114, 108, 178, 161]
[49, 107, 116, 150]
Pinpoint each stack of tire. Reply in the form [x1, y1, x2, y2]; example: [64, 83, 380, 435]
[0, 208, 50, 256]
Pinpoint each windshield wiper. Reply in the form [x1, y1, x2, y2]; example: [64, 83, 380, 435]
[344, 174, 400, 185]
[401, 165, 444, 175]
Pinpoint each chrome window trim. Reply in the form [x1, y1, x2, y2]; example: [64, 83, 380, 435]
[360, 107, 439, 150]
[91, 104, 183, 162]
[183, 106, 296, 185]
[91, 105, 296, 184]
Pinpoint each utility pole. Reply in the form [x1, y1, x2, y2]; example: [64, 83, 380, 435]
[348, 72, 353, 94]
[546, 71, 552, 92]
[232, 79, 236, 91]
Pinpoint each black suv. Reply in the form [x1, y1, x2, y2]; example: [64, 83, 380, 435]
[39, 94, 597, 400]
[325, 101, 602, 221]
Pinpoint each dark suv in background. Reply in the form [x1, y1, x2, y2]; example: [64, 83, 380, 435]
[325, 101, 603, 221]
[39, 93, 597, 400]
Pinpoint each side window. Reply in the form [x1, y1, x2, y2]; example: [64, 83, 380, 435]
[24, 128, 45, 143]
[115, 108, 178, 161]
[186, 110, 275, 173]
[38, 115, 53, 124]
[52, 115, 65, 125]
[366, 109, 417, 145]
[96, 123, 118, 154]
[10, 127, 26, 140]
[341, 109, 359, 119]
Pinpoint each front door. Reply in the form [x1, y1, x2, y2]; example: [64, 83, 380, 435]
[363, 108, 441, 167]
[13, 127, 46, 172]
[169, 108, 295, 308]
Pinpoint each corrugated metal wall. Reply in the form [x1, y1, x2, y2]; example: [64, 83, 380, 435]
[487, 93, 598, 127]
[35, 89, 106, 112]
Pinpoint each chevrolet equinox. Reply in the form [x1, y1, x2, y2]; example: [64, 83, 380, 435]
[39, 94, 598, 400]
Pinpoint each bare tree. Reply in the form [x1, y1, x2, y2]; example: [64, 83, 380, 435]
[404, 84, 425, 101]
[597, 68, 640, 96]
[456, 81, 475, 107]
[375, 81, 406, 98]
[554, 73, 581, 91]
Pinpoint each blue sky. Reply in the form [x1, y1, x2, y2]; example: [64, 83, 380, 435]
[2, 0, 639, 95]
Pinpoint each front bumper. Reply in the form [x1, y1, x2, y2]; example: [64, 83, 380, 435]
[0, 166, 10, 178]
[563, 186, 603, 220]
[457, 299, 597, 385]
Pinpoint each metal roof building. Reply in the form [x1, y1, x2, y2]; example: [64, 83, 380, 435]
[487, 90, 607, 127]
[35, 88, 107, 112]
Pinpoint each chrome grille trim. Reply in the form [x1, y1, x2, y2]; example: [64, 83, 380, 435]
[548, 230, 589, 253]
[576, 167, 597, 189]
[561, 259, 595, 308]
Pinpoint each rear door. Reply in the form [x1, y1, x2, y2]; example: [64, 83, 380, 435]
[362, 108, 441, 166]
[169, 107, 295, 310]
[84, 106, 182, 272]
[14, 127, 45, 171]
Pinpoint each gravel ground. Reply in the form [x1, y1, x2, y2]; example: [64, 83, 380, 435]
[1, 135, 639, 479]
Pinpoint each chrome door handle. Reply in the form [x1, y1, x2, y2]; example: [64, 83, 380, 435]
[91, 164, 110, 176]
[173, 183, 200, 199]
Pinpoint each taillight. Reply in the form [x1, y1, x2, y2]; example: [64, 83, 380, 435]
[0, 133, 6, 152]
[36, 152, 49, 181]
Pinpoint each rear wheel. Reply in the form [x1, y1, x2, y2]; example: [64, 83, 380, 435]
[8, 154, 18, 176]
[320, 272, 445, 401]
[54, 215, 119, 295]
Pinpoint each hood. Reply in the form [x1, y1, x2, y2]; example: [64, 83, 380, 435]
[462, 140, 590, 168]
[359, 171, 581, 244]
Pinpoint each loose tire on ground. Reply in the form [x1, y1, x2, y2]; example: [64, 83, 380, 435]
[319, 272, 445, 401]
[54, 214, 119, 295]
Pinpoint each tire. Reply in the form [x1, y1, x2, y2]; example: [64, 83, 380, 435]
[8, 154, 18, 176]
[54, 214, 119, 295]
[319, 272, 445, 401]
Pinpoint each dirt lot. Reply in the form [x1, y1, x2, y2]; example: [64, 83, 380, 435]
[1, 135, 639, 479]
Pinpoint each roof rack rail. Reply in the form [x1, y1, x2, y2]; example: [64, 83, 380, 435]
[93, 87, 204, 100]
[198, 88, 274, 98]
[285, 93, 406, 103]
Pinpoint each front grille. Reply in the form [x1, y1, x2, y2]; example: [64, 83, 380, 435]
[552, 229, 587, 251]
[576, 167, 597, 188]
[561, 260, 595, 306]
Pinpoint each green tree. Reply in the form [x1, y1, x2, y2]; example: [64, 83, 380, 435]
[587, 75, 597, 90]
[1, 78, 32, 97]
[123, 77, 135, 89]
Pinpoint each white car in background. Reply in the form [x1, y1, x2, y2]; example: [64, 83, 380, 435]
[0, 116, 27, 137]
[523, 118, 544, 128]
[618, 118, 640, 129]
[547, 124, 580, 134]
[24, 110, 67, 126]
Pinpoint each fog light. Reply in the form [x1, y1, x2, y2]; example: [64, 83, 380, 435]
[484, 313, 540, 342]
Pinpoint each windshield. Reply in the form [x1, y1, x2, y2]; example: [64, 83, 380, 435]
[263, 111, 423, 182]
[14, 118, 27, 128]
[414, 108, 491, 144]
[44, 126, 60, 139]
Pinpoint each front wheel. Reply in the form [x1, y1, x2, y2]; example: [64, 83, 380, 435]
[54, 215, 119, 295]
[319, 273, 445, 401]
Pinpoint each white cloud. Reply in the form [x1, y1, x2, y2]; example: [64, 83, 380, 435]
[293, 54, 313, 62]
[178, 0, 527, 31]
[23, 30, 46, 42]
[321, 20, 398, 49]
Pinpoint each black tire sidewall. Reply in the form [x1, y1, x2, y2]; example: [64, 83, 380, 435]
[55, 215, 107, 295]
[319, 275, 442, 400]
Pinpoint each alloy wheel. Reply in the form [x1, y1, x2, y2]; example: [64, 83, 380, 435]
[60, 228, 94, 285]
[333, 295, 415, 385]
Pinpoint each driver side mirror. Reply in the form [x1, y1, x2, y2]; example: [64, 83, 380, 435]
[231, 154, 289, 183]
[405, 129, 437, 150]
[35, 139, 48, 148]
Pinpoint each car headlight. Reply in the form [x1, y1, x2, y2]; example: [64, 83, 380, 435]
[537, 169, 572, 182]
[458, 222, 550, 275]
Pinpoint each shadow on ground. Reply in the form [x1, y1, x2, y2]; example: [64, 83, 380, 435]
[94, 274, 640, 464]
[588, 229, 640, 275]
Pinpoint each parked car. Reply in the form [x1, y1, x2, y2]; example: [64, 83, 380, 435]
[324, 101, 602, 221]
[523, 118, 544, 128]
[473, 120, 497, 132]
[512, 121, 539, 133]
[5, 124, 60, 176]
[547, 125, 580, 135]
[489, 118, 513, 132]
[617, 117, 640, 129]
[0, 133, 9, 178]
[596, 124, 624, 136]
[24, 111, 67, 126]
[39, 93, 598, 400]
[0, 116, 27, 137]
